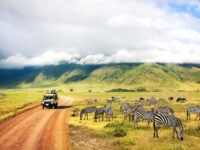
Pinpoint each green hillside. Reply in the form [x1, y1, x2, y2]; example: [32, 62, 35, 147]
[1, 63, 200, 91]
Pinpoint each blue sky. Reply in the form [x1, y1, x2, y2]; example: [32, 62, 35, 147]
[168, 2, 200, 18]
[1, 0, 200, 68]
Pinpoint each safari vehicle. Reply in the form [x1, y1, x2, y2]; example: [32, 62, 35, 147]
[42, 89, 58, 109]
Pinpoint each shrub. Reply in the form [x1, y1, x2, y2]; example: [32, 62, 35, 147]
[106, 88, 135, 92]
[88, 89, 92, 93]
[70, 88, 74, 92]
[152, 89, 161, 92]
[114, 127, 127, 137]
[136, 88, 147, 92]
[104, 122, 125, 128]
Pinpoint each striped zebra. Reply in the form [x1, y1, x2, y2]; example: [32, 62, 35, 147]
[135, 100, 141, 105]
[87, 99, 92, 104]
[155, 106, 174, 115]
[106, 99, 114, 104]
[94, 107, 105, 122]
[104, 105, 114, 121]
[153, 114, 184, 140]
[120, 103, 130, 112]
[80, 106, 97, 120]
[122, 109, 132, 122]
[134, 109, 154, 128]
[187, 105, 200, 120]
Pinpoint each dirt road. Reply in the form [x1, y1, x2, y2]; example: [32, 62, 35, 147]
[0, 96, 73, 150]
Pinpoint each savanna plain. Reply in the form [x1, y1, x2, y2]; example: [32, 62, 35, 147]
[0, 88, 200, 150]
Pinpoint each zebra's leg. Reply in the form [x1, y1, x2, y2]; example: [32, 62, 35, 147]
[189, 112, 191, 120]
[84, 113, 86, 120]
[195, 113, 198, 121]
[175, 127, 179, 140]
[136, 117, 139, 128]
[173, 127, 175, 139]
[134, 116, 136, 128]
[147, 119, 150, 128]
[156, 124, 160, 138]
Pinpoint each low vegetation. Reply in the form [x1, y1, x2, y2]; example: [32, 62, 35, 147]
[68, 91, 200, 150]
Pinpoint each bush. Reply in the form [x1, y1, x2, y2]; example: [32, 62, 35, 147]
[104, 122, 125, 128]
[136, 88, 147, 92]
[114, 127, 127, 137]
[88, 89, 92, 93]
[106, 88, 135, 92]
[152, 89, 161, 92]
[70, 88, 74, 92]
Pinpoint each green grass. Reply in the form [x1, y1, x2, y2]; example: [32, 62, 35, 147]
[0, 85, 200, 149]
[68, 91, 200, 150]
[2, 63, 200, 91]
[0, 89, 43, 121]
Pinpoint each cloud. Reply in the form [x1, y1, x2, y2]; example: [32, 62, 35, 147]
[1, 0, 200, 68]
[0, 50, 80, 68]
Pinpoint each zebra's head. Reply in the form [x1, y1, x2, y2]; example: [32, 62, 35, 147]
[179, 127, 184, 140]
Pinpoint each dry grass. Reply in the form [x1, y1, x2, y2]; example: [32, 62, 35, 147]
[67, 91, 200, 150]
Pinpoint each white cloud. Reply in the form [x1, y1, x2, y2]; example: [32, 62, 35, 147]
[1, 0, 200, 67]
[0, 50, 80, 68]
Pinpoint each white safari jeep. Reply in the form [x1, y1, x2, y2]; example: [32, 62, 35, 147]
[42, 89, 58, 109]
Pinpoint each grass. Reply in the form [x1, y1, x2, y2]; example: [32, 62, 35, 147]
[67, 91, 200, 150]
[0, 89, 43, 121]
[0, 86, 200, 150]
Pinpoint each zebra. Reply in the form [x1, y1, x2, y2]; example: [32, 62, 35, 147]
[155, 106, 174, 115]
[133, 109, 154, 128]
[158, 98, 166, 102]
[113, 98, 120, 103]
[141, 100, 149, 106]
[94, 98, 98, 103]
[104, 105, 114, 121]
[106, 99, 113, 104]
[122, 109, 132, 122]
[94, 107, 105, 122]
[120, 102, 130, 112]
[176, 97, 186, 103]
[87, 99, 92, 104]
[0, 93, 6, 98]
[153, 114, 184, 140]
[135, 100, 141, 105]
[187, 105, 200, 120]
[80, 106, 97, 120]
[168, 97, 174, 101]
[149, 96, 158, 106]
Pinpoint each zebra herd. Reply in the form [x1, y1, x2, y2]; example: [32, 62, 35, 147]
[79, 96, 200, 140]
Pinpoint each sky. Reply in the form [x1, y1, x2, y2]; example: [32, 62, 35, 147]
[1, 0, 200, 68]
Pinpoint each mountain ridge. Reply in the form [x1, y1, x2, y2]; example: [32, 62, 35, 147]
[1, 63, 200, 91]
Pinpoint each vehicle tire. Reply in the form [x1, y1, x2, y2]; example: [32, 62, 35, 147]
[55, 104, 58, 108]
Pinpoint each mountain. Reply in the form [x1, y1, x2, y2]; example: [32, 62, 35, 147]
[1, 63, 200, 91]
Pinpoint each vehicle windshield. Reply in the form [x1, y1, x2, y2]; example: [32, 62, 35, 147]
[44, 96, 54, 100]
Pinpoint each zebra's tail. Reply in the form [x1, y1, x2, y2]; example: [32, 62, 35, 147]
[187, 109, 188, 120]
